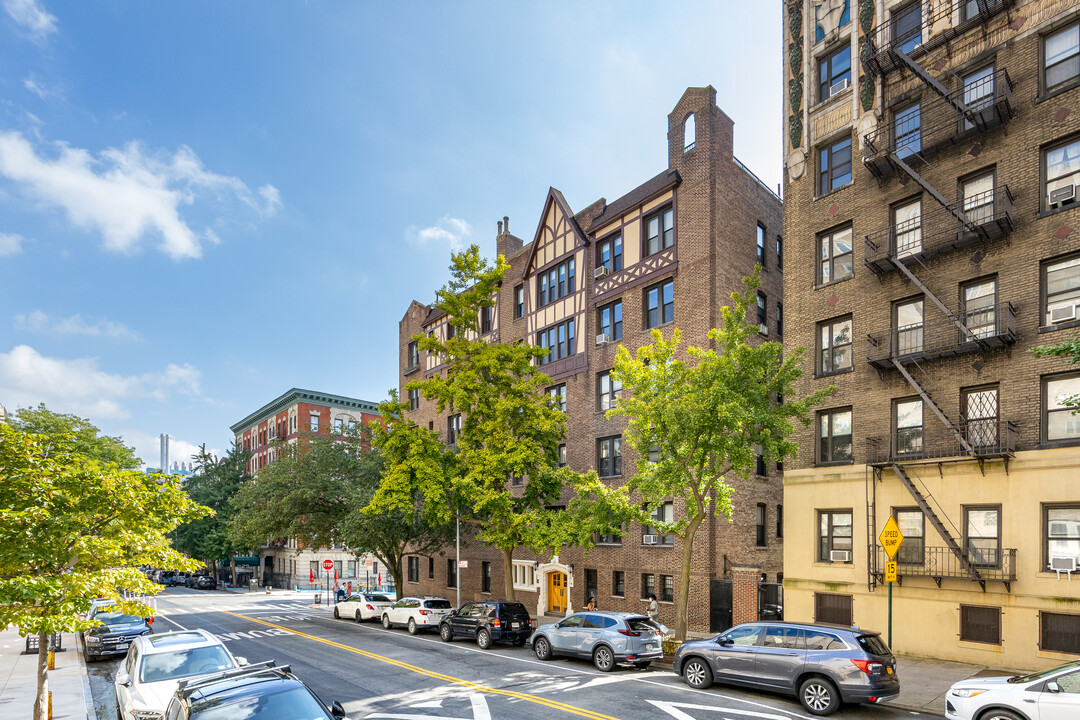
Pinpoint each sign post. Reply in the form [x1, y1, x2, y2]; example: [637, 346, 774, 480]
[878, 516, 905, 649]
[322, 559, 334, 606]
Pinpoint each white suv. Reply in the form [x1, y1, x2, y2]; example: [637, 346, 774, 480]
[115, 629, 248, 720]
[381, 596, 453, 634]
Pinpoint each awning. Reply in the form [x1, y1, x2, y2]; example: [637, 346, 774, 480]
[231, 556, 260, 566]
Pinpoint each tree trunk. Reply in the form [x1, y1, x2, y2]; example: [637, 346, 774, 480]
[372, 549, 405, 600]
[230, 558, 237, 587]
[32, 631, 48, 720]
[501, 547, 515, 602]
[675, 514, 703, 641]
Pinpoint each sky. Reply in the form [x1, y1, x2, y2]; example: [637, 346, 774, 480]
[0, 1, 783, 468]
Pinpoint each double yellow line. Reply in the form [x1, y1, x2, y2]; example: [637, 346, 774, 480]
[221, 611, 622, 720]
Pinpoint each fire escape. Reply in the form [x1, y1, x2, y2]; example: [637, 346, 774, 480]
[860, 0, 1018, 591]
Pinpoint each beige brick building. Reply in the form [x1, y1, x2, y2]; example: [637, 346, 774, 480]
[783, 0, 1080, 668]
[397, 88, 784, 632]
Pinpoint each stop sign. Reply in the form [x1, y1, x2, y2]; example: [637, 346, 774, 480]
[322, 559, 334, 571]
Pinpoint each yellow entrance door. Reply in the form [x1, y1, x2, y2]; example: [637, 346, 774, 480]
[548, 572, 567, 613]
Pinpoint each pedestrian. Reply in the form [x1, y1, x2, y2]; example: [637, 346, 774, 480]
[346, 581, 352, 597]
[646, 593, 659, 622]
[586, 596, 597, 612]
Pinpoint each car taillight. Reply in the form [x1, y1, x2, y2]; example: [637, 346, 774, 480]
[618, 628, 642, 637]
[365, 604, 375, 610]
[851, 659, 884, 674]
[493, 619, 501, 627]
[419, 609, 431, 615]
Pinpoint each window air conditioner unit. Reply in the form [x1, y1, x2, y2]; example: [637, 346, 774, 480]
[594, 266, 610, 279]
[643, 534, 659, 545]
[829, 78, 850, 97]
[1050, 556, 1077, 580]
[1051, 305, 1077, 323]
[830, 550, 851, 563]
[759, 323, 769, 336]
[1049, 184, 1076, 209]
[596, 333, 612, 345]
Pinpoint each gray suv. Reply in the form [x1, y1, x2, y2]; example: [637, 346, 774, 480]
[531, 611, 663, 671]
[673, 621, 899, 716]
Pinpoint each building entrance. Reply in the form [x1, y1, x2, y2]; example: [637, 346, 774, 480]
[547, 571, 567, 613]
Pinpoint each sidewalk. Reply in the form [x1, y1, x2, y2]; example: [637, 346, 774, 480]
[887, 653, 1016, 714]
[0, 627, 95, 720]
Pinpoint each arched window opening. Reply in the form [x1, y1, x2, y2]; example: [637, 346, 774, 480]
[684, 113, 696, 152]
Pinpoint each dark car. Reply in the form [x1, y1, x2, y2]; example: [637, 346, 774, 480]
[195, 576, 217, 590]
[161, 662, 350, 720]
[673, 621, 899, 716]
[439, 600, 532, 648]
[83, 607, 152, 662]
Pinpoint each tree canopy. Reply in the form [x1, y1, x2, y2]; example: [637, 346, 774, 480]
[173, 443, 251, 580]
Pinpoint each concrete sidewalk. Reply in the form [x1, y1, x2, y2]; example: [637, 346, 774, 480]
[0, 627, 95, 720]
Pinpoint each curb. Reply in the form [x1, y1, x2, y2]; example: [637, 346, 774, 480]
[75, 633, 98, 720]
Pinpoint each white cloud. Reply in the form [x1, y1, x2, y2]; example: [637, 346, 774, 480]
[0, 344, 203, 420]
[407, 215, 472, 252]
[22, 74, 60, 101]
[0, 232, 23, 255]
[3, 0, 57, 38]
[14, 310, 140, 340]
[0, 131, 281, 260]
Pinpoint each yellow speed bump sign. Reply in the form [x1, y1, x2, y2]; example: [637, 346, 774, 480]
[879, 515, 905, 560]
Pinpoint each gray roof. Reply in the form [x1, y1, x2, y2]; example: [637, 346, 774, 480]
[229, 388, 380, 434]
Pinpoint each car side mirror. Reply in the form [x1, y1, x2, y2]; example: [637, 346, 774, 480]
[717, 637, 732, 646]
[116, 671, 131, 687]
[235, 657, 249, 666]
[331, 701, 347, 718]
[1047, 680, 1061, 693]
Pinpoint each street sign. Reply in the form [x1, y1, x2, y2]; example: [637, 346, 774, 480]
[458, 560, 468, 568]
[878, 515, 905, 560]
[322, 559, 334, 571]
[885, 561, 897, 583]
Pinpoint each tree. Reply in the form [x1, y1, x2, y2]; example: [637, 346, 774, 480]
[609, 272, 832, 640]
[1031, 335, 1080, 413]
[0, 409, 207, 720]
[368, 246, 622, 601]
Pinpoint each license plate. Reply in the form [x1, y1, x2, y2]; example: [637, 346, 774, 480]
[513, 622, 522, 629]
[887, 667, 894, 674]
[115, 643, 129, 651]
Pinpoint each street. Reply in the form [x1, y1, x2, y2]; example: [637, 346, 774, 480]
[85, 588, 943, 720]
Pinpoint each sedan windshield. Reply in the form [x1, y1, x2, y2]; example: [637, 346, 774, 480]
[1008, 661, 1080, 683]
[139, 646, 234, 684]
[191, 686, 330, 720]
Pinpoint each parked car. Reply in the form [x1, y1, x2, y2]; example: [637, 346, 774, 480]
[83, 606, 153, 662]
[334, 592, 392, 622]
[160, 662, 350, 720]
[945, 658, 1080, 720]
[381, 596, 453, 634]
[439, 600, 532, 649]
[673, 621, 899, 716]
[531, 611, 663, 672]
[195, 575, 217, 590]
[115, 629, 248, 720]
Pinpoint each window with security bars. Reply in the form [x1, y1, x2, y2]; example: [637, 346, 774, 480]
[814, 593, 852, 626]
[1041, 612, 1080, 654]
[960, 605, 1001, 644]
[962, 385, 999, 448]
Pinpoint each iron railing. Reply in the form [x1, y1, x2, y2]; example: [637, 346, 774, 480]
[876, 545, 1016, 583]
[866, 301, 1018, 369]
[865, 420, 1017, 465]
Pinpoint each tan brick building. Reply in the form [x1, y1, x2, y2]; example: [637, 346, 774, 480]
[783, 0, 1080, 668]
[397, 88, 784, 631]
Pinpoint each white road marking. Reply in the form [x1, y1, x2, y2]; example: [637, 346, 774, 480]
[648, 699, 792, 720]
[365, 691, 491, 720]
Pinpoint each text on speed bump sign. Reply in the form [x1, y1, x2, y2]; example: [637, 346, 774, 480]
[879, 515, 905, 560]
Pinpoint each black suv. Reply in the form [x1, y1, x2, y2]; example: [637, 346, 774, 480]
[162, 662, 350, 720]
[83, 607, 152, 661]
[439, 600, 532, 649]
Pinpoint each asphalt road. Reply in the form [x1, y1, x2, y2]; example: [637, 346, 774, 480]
[86, 588, 942, 720]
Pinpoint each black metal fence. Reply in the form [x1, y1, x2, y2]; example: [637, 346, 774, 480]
[866, 420, 1017, 465]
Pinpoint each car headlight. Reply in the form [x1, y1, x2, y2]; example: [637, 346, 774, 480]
[86, 636, 101, 644]
[950, 688, 987, 698]
[131, 709, 162, 720]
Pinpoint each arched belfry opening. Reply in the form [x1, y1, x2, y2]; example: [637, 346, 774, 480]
[684, 112, 696, 152]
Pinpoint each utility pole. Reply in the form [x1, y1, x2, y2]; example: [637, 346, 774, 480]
[455, 517, 461, 608]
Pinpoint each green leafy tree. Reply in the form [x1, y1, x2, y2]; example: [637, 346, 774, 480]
[609, 272, 832, 640]
[368, 246, 623, 600]
[0, 409, 207, 720]
[1031, 335, 1080, 413]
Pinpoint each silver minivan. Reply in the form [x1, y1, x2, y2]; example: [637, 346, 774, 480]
[531, 611, 663, 671]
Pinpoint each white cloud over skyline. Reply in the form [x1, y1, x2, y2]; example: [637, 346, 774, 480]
[2, 0, 56, 39]
[407, 216, 472, 252]
[0, 232, 23, 255]
[14, 310, 140, 340]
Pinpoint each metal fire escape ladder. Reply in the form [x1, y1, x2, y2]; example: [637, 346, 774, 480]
[888, 256, 986, 347]
[894, 49, 977, 123]
[891, 463, 983, 586]
[890, 358, 976, 458]
[889, 153, 972, 228]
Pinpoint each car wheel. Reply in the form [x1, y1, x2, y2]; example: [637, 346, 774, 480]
[477, 629, 492, 650]
[977, 712, 1023, 720]
[634, 661, 652, 670]
[382, 614, 391, 629]
[407, 618, 418, 635]
[683, 657, 712, 689]
[533, 636, 552, 661]
[799, 676, 841, 716]
[593, 645, 615, 672]
[440, 624, 453, 642]
[333, 606, 340, 619]
[355, 610, 363, 623]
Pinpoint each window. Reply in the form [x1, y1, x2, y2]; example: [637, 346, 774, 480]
[512, 560, 535, 590]
[756, 504, 767, 547]
[547, 384, 566, 412]
[1045, 504, 1080, 569]
[756, 292, 767, 333]
[962, 172, 995, 226]
[644, 502, 674, 545]
[818, 226, 853, 284]
[776, 303, 783, 338]
[597, 370, 621, 412]
[961, 277, 997, 339]
[446, 558, 457, 588]
[756, 224, 767, 266]
[818, 316, 852, 375]
[334, 418, 344, 434]
[965, 506, 1001, 568]
[961, 66, 995, 131]
[894, 104, 921, 159]
[429, 557, 434, 579]
[960, 605, 1001, 644]
[776, 236, 783, 270]
[962, 385, 999, 448]
[309, 414, 319, 432]
[348, 420, 356, 432]
[408, 388, 420, 411]
[818, 408, 853, 464]
[777, 505, 783, 540]
[1045, 137, 1080, 211]
[819, 136, 852, 194]
[756, 447, 766, 476]
[1045, 21, 1080, 92]
[818, 44, 851, 102]
[597, 435, 622, 477]
[1045, 372, 1080, 442]
[818, 510, 853, 562]
[684, 114, 696, 151]
[481, 305, 492, 334]
[447, 414, 461, 446]
[598, 300, 623, 341]
[511, 474, 523, 487]
[1045, 254, 1080, 325]
[1041, 612, 1080, 654]
[597, 527, 621, 545]
[814, 593, 853, 626]
[892, 2, 922, 55]
[481, 561, 491, 593]
[641, 573, 655, 599]
[536, 258, 576, 308]
[536, 319, 576, 365]
[514, 284, 524, 318]
[408, 557, 419, 583]
[660, 575, 674, 602]
[894, 509, 925, 565]
[644, 279, 674, 328]
[597, 234, 623, 273]
[446, 323, 456, 340]
[557, 444, 567, 467]
[893, 198, 922, 257]
[644, 206, 674, 256]
[612, 571, 625, 597]
[408, 342, 420, 370]
[895, 398, 924, 456]
[895, 298, 924, 355]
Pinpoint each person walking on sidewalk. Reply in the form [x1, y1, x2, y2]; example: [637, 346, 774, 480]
[646, 594, 658, 622]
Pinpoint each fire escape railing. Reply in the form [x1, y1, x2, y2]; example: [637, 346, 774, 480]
[866, 420, 1017, 466]
[866, 301, 1018, 368]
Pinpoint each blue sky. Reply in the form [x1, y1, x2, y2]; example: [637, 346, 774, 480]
[0, 1, 782, 467]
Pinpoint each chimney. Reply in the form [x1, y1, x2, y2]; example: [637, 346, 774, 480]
[498, 220, 503, 235]
[497, 215, 522, 258]
[503, 216, 509, 235]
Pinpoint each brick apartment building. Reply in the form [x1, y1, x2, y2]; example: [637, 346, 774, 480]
[230, 388, 384, 591]
[397, 88, 784, 631]
[783, 0, 1080, 667]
